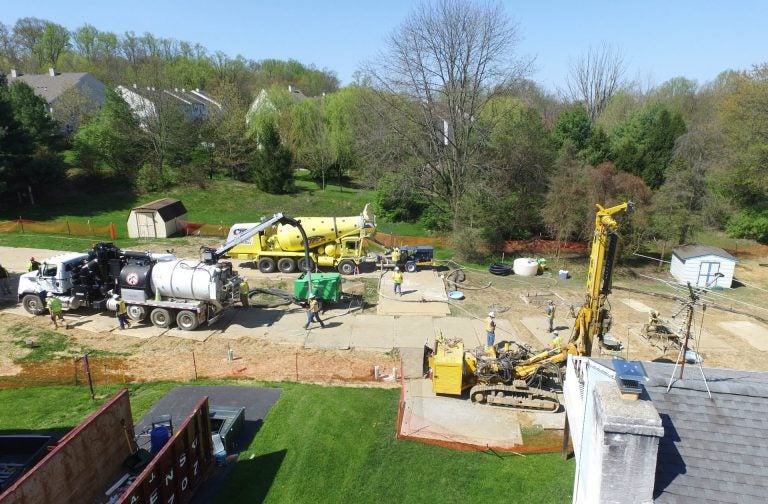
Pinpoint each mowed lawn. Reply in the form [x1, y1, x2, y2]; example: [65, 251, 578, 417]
[0, 382, 574, 503]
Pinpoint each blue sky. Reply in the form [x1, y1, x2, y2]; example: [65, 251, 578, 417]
[2, 1, 765, 91]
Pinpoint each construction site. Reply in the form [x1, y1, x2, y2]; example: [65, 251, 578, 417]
[1, 203, 767, 503]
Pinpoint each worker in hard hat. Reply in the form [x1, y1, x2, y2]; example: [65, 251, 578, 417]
[239, 279, 250, 308]
[115, 295, 131, 330]
[392, 267, 403, 296]
[546, 300, 556, 333]
[27, 257, 40, 272]
[648, 310, 659, 326]
[391, 247, 401, 265]
[46, 294, 69, 330]
[303, 294, 325, 330]
[551, 331, 563, 350]
[486, 311, 496, 347]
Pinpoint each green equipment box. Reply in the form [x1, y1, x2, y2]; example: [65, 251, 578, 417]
[294, 272, 342, 302]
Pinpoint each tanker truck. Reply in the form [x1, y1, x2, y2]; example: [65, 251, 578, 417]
[17, 243, 242, 331]
[224, 204, 376, 275]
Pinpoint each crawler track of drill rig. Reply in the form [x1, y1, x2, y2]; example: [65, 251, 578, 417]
[466, 344, 562, 412]
[469, 381, 560, 412]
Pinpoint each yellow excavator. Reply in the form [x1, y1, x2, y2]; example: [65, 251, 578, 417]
[429, 202, 634, 411]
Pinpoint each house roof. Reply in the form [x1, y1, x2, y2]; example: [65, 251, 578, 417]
[598, 359, 768, 504]
[131, 198, 187, 221]
[672, 244, 737, 262]
[9, 71, 105, 105]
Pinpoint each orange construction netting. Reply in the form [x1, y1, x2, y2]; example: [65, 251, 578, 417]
[0, 219, 115, 238]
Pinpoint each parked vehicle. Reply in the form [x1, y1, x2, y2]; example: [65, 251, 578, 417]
[224, 205, 376, 275]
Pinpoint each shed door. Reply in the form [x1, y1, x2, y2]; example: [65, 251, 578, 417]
[697, 261, 720, 287]
[136, 212, 156, 238]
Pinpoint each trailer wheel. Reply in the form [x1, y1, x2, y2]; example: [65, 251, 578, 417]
[127, 305, 147, 321]
[297, 257, 314, 272]
[405, 261, 417, 273]
[22, 294, 45, 315]
[337, 260, 356, 275]
[176, 310, 199, 331]
[150, 308, 173, 328]
[257, 257, 276, 273]
[277, 257, 296, 273]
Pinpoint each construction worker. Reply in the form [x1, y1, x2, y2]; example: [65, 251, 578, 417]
[392, 267, 403, 296]
[27, 257, 40, 272]
[648, 310, 659, 326]
[239, 279, 250, 308]
[486, 311, 496, 347]
[0, 263, 11, 294]
[551, 331, 563, 350]
[303, 294, 325, 329]
[46, 294, 68, 329]
[546, 300, 556, 333]
[391, 247, 401, 265]
[116, 296, 131, 330]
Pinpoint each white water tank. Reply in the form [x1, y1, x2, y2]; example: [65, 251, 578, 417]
[513, 258, 539, 277]
[151, 260, 222, 301]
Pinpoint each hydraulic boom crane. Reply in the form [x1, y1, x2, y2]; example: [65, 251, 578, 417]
[569, 201, 634, 356]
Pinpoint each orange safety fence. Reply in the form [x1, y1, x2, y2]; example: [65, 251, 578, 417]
[0, 219, 116, 239]
[180, 220, 230, 238]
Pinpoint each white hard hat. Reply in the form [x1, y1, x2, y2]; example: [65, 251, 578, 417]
[394, 267, 399, 271]
[488, 311, 495, 317]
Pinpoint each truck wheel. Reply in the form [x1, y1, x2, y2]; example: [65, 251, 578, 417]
[22, 294, 45, 315]
[150, 308, 173, 328]
[127, 305, 147, 321]
[176, 310, 199, 331]
[405, 262, 417, 273]
[337, 260, 356, 275]
[277, 257, 296, 273]
[257, 257, 276, 273]
[297, 257, 314, 272]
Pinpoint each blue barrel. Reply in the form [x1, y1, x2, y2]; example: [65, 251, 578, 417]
[150, 426, 170, 454]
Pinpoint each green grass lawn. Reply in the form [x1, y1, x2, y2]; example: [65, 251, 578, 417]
[0, 382, 574, 503]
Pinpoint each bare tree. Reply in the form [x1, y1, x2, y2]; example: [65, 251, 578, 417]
[360, 0, 530, 229]
[566, 44, 626, 121]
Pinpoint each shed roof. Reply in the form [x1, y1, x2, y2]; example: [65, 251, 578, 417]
[131, 198, 187, 221]
[672, 244, 737, 262]
[598, 359, 768, 503]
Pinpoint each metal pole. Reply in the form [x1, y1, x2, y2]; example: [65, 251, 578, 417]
[192, 351, 198, 380]
[82, 353, 95, 399]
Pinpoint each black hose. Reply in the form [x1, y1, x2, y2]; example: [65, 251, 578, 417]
[489, 263, 513, 276]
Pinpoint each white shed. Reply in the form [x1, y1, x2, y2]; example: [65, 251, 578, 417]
[670, 244, 737, 288]
[127, 198, 188, 238]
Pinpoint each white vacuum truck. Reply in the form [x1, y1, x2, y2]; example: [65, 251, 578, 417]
[18, 213, 311, 331]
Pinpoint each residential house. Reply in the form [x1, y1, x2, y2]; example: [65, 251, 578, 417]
[7, 67, 106, 132]
[116, 84, 222, 125]
[565, 356, 768, 503]
[245, 84, 305, 124]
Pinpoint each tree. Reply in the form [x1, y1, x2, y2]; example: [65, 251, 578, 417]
[553, 104, 591, 150]
[0, 73, 34, 196]
[566, 44, 627, 122]
[72, 89, 145, 177]
[250, 118, 294, 194]
[205, 80, 253, 180]
[72, 24, 100, 61]
[12, 17, 47, 64]
[34, 22, 70, 67]
[361, 0, 530, 229]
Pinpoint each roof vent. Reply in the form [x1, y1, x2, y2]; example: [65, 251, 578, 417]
[612, 358, 649, 400]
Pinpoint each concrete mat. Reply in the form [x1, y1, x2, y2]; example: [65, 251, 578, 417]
[718, 320, 768, 351]
[304, 321, 350, 350]
[349, 314, 394, 350]
[400, 379, 524, 449]
[394, 316, 434, 349]
[620, 298, 655, 313]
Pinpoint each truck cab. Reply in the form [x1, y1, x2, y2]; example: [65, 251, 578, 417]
[17, 252, 90, 314]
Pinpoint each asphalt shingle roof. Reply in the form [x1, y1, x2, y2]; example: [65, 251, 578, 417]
[672, 244, 737, 262]
[600, 360, 768, 503]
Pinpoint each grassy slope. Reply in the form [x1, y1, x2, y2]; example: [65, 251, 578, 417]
[217, 384, 574, 503]
[0, 383, 574, 503]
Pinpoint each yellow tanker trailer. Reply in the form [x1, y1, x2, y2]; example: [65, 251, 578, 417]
[225, 204, 376, 274]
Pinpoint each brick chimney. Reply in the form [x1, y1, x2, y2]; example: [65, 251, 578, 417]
[573, 381, 663, 504]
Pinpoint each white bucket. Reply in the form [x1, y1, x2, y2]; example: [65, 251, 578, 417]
[513, 258, 539, 276]
[374, 365, 380, 380]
